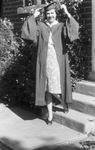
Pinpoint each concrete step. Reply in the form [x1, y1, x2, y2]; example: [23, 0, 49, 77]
[53, 92, 95, 117]
[42, 105, 95, 134]
[53, 105, 95, 134]
[71, 92, 95, 117]
[74, 80, 95, 97]
[42, 90, 95, 134]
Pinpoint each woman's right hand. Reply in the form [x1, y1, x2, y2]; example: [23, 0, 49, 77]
[34, 8, 40, 18]
[61, 4, 71, 18]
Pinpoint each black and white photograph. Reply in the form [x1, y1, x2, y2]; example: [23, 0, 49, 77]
[0, 0, 95, 150]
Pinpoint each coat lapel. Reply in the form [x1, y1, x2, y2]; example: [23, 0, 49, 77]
[45, 20, 61, 35]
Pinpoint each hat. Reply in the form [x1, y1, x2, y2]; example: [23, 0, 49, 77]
[44, 2, 56, 12]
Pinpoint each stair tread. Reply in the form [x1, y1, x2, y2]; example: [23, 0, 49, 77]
[54, 92, 95, 105]
[73, 92, 95, 105]
[53, 105, 95, 124]
[76, 80, 95, 86]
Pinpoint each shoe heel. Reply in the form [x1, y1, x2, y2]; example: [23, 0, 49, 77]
[47, 119, 52, 125]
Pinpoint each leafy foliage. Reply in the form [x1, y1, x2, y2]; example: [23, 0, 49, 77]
[0, 18, 26, 105]
[0, 18, 19, 76]
[67, 25, 90, 89]
[0, 41, 37, 106]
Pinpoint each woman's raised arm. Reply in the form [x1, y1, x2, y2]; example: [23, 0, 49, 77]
[21, 8, 41, 43]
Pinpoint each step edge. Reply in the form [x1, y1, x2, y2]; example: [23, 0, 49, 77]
[75, 80, 95, 86]
[53, 112, 95, 125]
[53, 106, 95, 123]
[72, 92, 95, 102]
[53, 113, 95, 134]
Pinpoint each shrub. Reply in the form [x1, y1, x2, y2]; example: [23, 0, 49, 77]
[0, 18, 19, 76]
[0, 18, 25, 105]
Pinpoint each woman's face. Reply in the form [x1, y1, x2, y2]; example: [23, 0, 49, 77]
[46, 9, 56, 24]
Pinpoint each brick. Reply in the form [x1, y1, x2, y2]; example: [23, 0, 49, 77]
[79, 8, 85, 13]
[82, 2, 91, 8]
[82, 13, 91, 19]
[84, 7, 92, 13]
[85, 19, 92, 24]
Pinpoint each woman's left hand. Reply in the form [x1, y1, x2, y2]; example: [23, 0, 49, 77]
[61, 4, 71, 18]
[34, 8, 40, 18]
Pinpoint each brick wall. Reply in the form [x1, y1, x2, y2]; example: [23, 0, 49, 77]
[2, 0, 23, 35]
[79, 0, 92, 70]
[81, 0, 91, 39]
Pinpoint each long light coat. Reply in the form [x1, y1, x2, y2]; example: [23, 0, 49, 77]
[21, 15, 79, 107]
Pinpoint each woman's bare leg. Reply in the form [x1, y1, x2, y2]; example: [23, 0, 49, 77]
[47, 101, 53, 121]
[45, 92, 53, 121]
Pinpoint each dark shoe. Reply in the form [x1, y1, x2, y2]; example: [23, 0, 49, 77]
[63, 107, 69, 114]
[47, 119, 53, 125]
[63, 103, 69, 114]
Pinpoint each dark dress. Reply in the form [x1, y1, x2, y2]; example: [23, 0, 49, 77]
[21, 15, 79, 108]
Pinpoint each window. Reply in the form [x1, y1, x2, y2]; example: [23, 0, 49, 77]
[23, 0, 45, 7]
[17, 0, 45, 14]
[24, 0, 36, 7]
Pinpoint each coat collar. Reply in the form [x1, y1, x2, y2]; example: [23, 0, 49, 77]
[44, 20, 62, 35]
[45, 20, 59, 27]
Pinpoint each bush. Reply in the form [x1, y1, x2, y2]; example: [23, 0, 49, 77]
[0, 42, 37, 106]
[0, 17, 38, 106]
[65, 0, 90, 89]
[0, 18, 25, 105]
[0, 18, 19, 76]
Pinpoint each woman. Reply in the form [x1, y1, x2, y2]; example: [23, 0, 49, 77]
[21, 2, 79, 125]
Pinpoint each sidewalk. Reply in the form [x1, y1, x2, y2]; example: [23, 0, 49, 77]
[0, 103, 87, 150]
